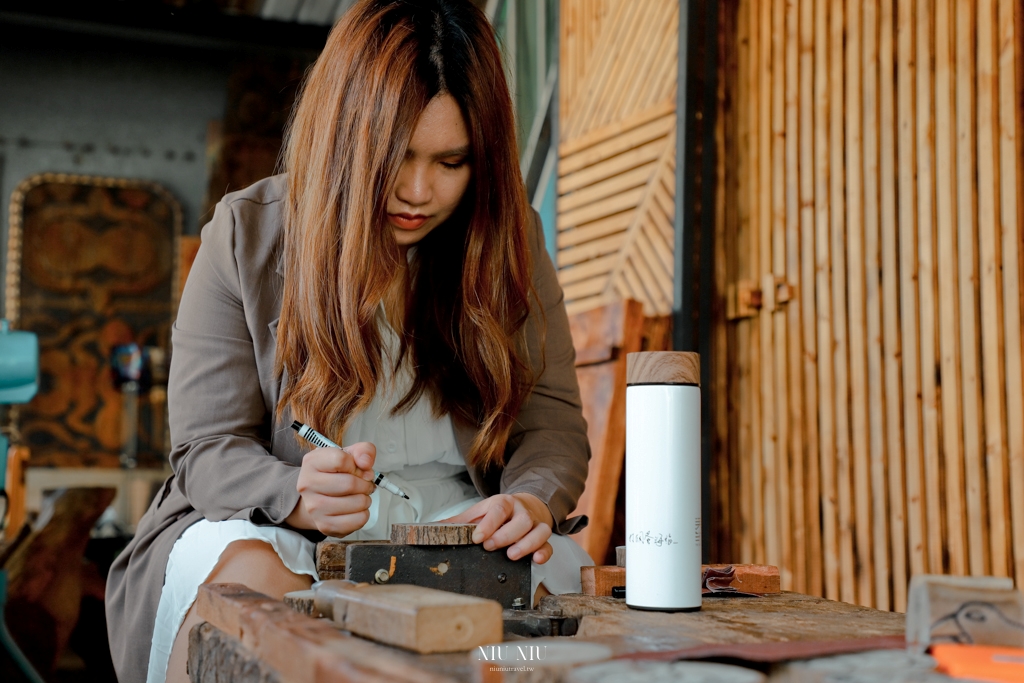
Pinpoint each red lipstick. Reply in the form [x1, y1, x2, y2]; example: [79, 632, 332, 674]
[388, 213, 428, 230]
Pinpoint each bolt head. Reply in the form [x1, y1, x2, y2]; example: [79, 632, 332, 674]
[497, 573, 507, 583]
[374, 569, 390, 584]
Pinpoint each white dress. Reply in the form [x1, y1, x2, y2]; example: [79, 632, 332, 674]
[146, 327, 593, 683]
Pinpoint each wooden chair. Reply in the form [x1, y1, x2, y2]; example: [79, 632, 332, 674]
[566, 299, 645, 564]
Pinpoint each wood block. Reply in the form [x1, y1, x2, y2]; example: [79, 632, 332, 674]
[702, 564, 781, 595]
[906, 575, 1024, 652]
[188, 622, 281, 683]
[324, 582, 503, 654]
[581, 566, 625, 597]
[315, 539, 383, 580]
[579, 565, 782, 597]
[615, 546, 625, 567]
[195, 583, 456, 683]
[471, 639, 612, 683]
[390, 523, 477, 545]
[567, 660, 765, 683]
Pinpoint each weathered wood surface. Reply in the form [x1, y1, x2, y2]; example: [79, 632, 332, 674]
[905, 575, 1024, 651]
[471, 640, 612, 683]
[566, 660, 765, 683]
[316, 581, 503, 654]
[316, 540, 384, 581]
[284, 589, 320, 618]
[390, 523, 477, 546]
[580, 566, 625, 597]
[541, 592, 904, 645]
[195, 583, 461, 683]
[188, 621, 282, 683]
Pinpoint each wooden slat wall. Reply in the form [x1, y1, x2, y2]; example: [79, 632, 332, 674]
[557, 0, 678, 316]
[715, 0, 1024, 610]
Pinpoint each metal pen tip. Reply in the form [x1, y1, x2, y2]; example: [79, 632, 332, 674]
[402, 494, 410, 499]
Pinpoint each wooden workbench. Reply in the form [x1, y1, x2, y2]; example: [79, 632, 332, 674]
[187, 586, 913, 683]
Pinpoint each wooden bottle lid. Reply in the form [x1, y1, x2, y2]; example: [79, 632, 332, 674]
[626, 351, 700, 386]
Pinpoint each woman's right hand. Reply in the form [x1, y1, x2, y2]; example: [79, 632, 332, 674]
[286, 442, 377, 537]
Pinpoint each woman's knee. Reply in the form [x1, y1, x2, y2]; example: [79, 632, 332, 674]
[205, 539, 313, 597]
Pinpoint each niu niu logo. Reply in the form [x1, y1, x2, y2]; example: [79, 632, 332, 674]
[476, 645, 548, 661]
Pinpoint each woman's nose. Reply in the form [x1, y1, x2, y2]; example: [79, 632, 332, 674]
[393, 162, 431, 207]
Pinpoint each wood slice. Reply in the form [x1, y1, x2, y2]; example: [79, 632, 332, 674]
[315, 539, 385, 580]
[906, 575, 1024, 651]
[566, 660, 765, 683]
[391, 523, 477, 546]
[326, 582, 502, 654]
[282, 589, 320, 618]
[581, 566, 626, 597]
[703, 564, 781, 595]
[626, 352, 700, 386]
[471, 639, 612, 683]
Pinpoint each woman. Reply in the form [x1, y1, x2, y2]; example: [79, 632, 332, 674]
[105, 2, 591, 682]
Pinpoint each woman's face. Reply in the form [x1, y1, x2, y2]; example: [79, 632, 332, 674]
[387, 94, 472, 250]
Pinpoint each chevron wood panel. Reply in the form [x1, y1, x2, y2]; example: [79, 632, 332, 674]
[558, 0, 677, 318]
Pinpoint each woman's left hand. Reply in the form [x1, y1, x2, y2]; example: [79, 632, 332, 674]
[442, 493, 554, 564]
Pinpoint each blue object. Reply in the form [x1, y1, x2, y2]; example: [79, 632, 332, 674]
[0, 320, 39, 405]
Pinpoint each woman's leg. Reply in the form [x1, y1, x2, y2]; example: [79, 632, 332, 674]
[165, 539, 313, 683]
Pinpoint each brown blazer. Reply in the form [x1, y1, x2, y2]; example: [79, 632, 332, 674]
[105, 175, 590, 682]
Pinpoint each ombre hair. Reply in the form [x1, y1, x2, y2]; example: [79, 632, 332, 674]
[276, 0, 534, 469]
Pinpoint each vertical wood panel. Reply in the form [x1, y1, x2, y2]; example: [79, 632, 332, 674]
[749, 0, 766, 566]
[798, 0, 824, 599]
[915, 0, 945, 576]
[830, 0, 856, 607]
[935, 0, 968, 579]
[897, 0, 927, 581]
[862, 0, 891, 610]
[976, 0, 1011, 579]
[997, 0, 1024, 592]
[879, 0, 909, 612]
[784, 0, 807, 595]
[770, 0, 793, 590]
[955, 0, 989, 577]
[813, 0, 839, 602]
[845, 0, 874, 607]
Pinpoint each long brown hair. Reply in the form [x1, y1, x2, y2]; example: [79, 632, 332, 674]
[276, 0, 534, 469]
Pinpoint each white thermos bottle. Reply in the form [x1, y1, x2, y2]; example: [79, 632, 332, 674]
[625, 351, 702, 611]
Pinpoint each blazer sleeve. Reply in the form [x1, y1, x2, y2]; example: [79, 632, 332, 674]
[500, 212, 591, 535]
[167, 200, 301, 525]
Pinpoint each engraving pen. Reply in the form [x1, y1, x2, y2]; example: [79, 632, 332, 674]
[291, 421, 410, 499]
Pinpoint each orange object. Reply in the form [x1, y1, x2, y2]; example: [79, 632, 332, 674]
[932, 644, 1024, 683]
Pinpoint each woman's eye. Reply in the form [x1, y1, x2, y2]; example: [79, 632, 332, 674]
[440, 159, 467, 169]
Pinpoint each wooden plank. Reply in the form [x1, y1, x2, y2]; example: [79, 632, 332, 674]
[559, 102, 675, 163]
[321, 582, 502, 654]
[580, 566, 626, 596]
[569, 300, 645, 563]
[844, 0, 874, 608]
[735, 0, 755, 567]
[563, 275, 610, 302]
[829, 0, 855, 606]
[558, 211, 633, 248]
[603, 1, 676, 130]
[194, 584, 458, 683]
[758, 0, 778, 573]
[567, 299, 632, 366]
[862, 0, 891, 611]
[559, 254, 622, 286]
[749, 0, 765, 567]
[559, 234, 628, 267]
[955, 0, 989, 577]
[916, 0, 944, 577]
[389, 524, 476, 546]
[770, 0, 792, 592]
[934, 0, 968, 579]
[559, 138, 666, 195]
[633, 230, 672, 301]
[998, 0, 1024, 592]
[798, 0, 823, 598]
[558, 164, 657, 214]
[879, 0, 909, 612]
[565, 294, 619, 318]
[976, 0, 1011, 579]
[557, 187, 647, 231]
[897, 0, 927, 582]
[813, 0, 838, 601]
[783, 0, 807, 596]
